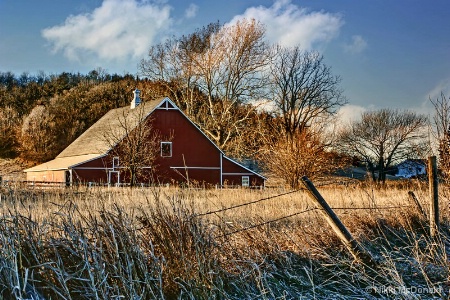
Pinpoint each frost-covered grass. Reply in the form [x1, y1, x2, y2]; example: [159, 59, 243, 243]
[0, 181, 448, 299]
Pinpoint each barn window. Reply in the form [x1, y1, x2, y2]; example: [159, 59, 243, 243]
[161, 142, 172, 157]
[113, 157, 119, 170]
[242, 176, 250, 187]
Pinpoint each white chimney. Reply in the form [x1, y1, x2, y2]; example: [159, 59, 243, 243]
[130, 89, 141, 109]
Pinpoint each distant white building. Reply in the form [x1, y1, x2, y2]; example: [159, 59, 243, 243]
[395, 159, 426, 178]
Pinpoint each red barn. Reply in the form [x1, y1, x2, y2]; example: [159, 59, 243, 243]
[24, 90, 266, 187]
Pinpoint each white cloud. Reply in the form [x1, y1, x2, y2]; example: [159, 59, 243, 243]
[42, 0, 172, 63]
[336, 104, 367, 126]
[185, 3, 198, 19]
[228, 0, 343, 49]
[427, 78, 450, 101]
[343, 35, 367, 54]
[251, 98, 278, 114]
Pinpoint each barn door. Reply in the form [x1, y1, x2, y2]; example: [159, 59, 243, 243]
[108, 171, 120, 187]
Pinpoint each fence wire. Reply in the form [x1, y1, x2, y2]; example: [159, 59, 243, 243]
[332, 205, 413, 210]
[215, 204, 414, 237]
[193, 179, 416, 237]
[217, 207, 318, 238]
[192, 180, 352, 219]
[192, 188, 303, 218]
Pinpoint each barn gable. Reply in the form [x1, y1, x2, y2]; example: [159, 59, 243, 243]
[157, 97, 176, 110]
[24, 91, 266, 187]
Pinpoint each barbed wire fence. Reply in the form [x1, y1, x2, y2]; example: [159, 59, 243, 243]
[188, 174, 432, 266]
[191, 177, 415, 242]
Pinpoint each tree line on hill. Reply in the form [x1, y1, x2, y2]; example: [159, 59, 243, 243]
[0, 70, 140, 161]
[0, 19, 437, 187]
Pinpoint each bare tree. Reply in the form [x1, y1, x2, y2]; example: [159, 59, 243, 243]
[0, 106, 20, 157]
[258, 46, 345, 187]
[193, 19, 270, 148]
[20, 105, 56, 162]
[140, 19, 271, 153]
[430, 92, 450, 179]
[269, 46, 346, 139]
[337, 109, 428, 183]
[103, 100, 162, 187]
[140, 22, 221, 118]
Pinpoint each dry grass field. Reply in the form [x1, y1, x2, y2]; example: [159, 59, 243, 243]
[0, 179, 449, 299]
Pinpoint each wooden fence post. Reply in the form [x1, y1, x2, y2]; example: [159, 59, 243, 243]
[428, 156, 439, 238]
[408, 191, 427, 219]
[301, 176, 376, 267]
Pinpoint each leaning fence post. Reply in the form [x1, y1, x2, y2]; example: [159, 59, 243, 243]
[428, 156, 439, 238]
[408, 191, 427, 219]
[301, 176, 376, 267]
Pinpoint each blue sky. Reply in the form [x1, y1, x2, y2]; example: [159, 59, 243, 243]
[1, 0, 450, 119]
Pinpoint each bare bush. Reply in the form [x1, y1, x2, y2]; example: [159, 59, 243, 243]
[260, 128, 345, 188]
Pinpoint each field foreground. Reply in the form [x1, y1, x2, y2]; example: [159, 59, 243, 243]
[0, 181, 449, 299]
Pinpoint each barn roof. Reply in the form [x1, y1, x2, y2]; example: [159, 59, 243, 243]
[57, 99, 162, 158]
[24, 154, 102, 172]
[25, 97, 163, 173]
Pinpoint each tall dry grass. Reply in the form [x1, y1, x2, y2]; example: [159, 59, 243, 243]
[0, 180, 449, 299]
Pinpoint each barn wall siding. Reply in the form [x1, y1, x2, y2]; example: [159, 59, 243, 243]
[152, 109, 220, 167]
[26, 170, 66, 182]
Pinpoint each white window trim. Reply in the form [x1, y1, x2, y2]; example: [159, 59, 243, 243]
[161, 142, 172, 157]
[242, 176, 250, 187]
